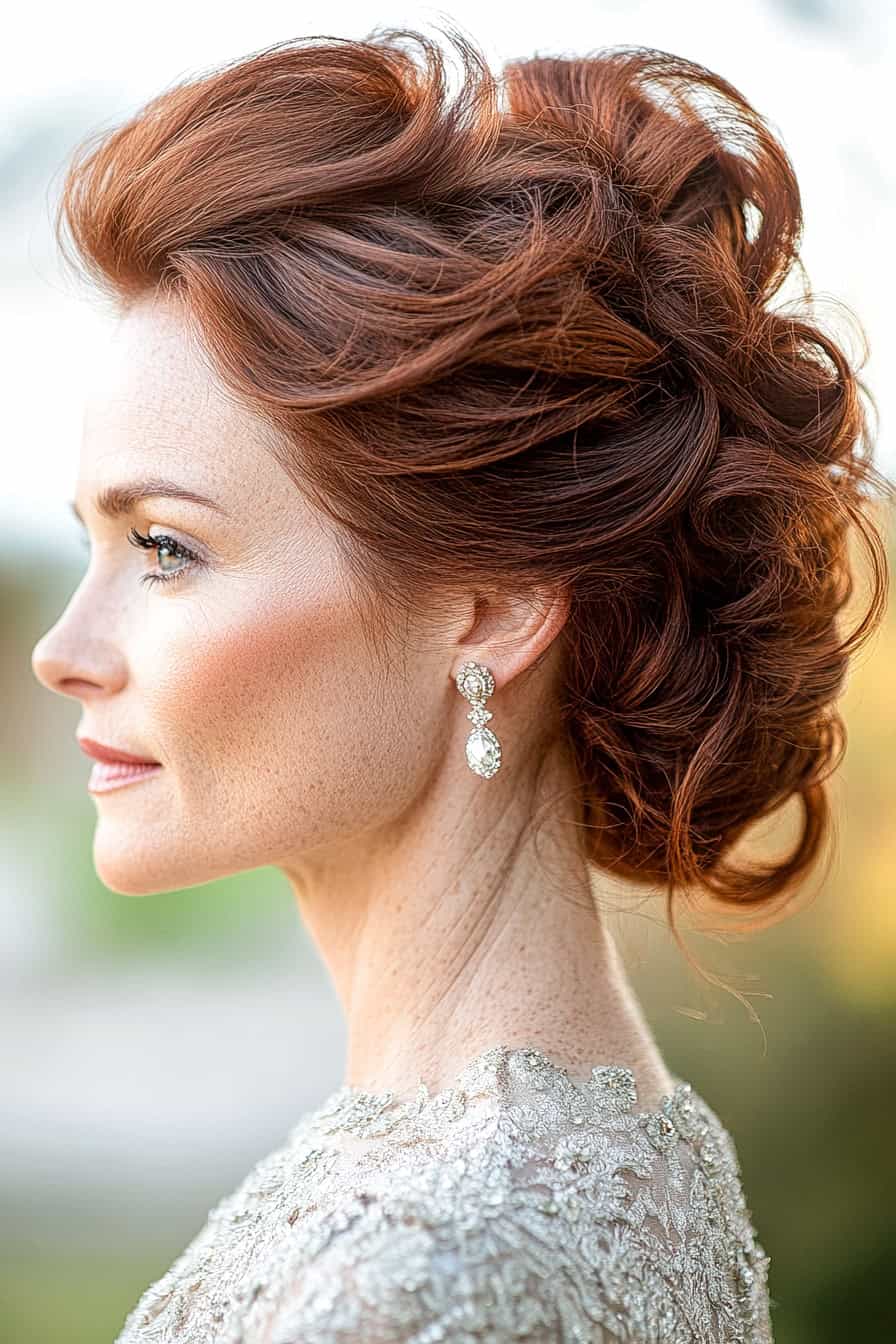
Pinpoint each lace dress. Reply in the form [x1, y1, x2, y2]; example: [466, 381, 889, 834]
[113, 1043, 774, 1343]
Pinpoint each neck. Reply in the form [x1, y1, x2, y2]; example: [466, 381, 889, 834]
[284, 734, 672, 1107]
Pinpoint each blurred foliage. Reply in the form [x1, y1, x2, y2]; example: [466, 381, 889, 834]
[0, 1246, 157, 1344]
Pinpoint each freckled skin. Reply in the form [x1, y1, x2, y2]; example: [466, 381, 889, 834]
[31, 292, 676, 1113]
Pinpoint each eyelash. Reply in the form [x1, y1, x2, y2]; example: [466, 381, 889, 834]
[127, 528, 203, 587]
[77, 527, 203, 588]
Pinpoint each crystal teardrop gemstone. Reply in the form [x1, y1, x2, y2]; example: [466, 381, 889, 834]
[465, 726, 502, 778]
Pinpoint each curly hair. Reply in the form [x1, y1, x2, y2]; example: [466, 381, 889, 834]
[54, 24, 892, 990]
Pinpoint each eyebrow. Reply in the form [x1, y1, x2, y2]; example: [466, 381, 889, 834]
[69, 478, 230, 525]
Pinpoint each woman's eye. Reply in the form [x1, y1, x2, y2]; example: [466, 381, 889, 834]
[76, 527, 204, 588]
[126, 527, 204, 588]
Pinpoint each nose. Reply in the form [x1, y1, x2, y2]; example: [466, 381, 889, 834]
[31, 619, 124, 701]
[33, 643, 93, 698]
[32, 628, 93, 699]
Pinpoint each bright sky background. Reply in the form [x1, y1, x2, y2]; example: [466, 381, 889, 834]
[3, 0, 893, 554]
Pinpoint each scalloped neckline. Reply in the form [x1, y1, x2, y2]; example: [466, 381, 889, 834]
[335, 1041, 691, 1121]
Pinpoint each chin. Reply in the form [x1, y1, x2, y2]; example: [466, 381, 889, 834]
[91, 841, 182, 898]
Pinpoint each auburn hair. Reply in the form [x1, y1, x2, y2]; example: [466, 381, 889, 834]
[54, 24, 892, 993]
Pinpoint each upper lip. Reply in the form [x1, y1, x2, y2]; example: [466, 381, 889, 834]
[77, 737, 160, 765]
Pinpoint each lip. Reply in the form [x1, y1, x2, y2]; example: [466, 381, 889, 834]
[87, 760, 163, 794]
[77, 736, 160, 766]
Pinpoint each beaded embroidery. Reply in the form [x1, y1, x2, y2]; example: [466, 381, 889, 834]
[114, 1043, 774, 1342]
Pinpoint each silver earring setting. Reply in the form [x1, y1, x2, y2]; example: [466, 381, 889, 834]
[455, 660, 502, 778]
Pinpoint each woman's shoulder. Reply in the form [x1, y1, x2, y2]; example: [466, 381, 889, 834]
[113, 1044, 774, 1342]
[235, 1044, 774, 1343]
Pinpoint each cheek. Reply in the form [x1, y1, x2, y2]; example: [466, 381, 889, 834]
[143, 582, 435, 839]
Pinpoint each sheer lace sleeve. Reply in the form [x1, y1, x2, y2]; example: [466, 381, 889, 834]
[250, 1180, 627, 1344]
[240, 1061, 772, 1344]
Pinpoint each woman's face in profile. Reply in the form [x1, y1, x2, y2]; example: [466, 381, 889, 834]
[31, 295, 450, 895]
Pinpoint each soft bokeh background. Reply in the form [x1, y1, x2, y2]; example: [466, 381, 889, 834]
[3, 2, 894, 1341]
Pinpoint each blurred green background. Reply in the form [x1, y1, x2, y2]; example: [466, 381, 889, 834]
[3, 2, 896, 1342]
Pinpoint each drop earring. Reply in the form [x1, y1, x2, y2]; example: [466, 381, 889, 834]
[455, 660, 502, 778]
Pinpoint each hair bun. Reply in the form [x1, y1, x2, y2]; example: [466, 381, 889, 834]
[496, 41, 893, 935]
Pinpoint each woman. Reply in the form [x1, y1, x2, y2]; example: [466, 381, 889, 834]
[30, 23, 891, 1344]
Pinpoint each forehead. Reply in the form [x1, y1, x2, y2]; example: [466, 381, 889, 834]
[84, 296, 240, 448]
[79, 295, 283, 509]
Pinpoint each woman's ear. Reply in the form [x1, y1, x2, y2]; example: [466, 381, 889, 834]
[453, 583, 571, 691]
